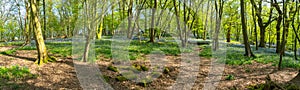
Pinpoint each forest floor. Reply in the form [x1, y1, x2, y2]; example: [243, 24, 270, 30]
[0, 45, 299, 90]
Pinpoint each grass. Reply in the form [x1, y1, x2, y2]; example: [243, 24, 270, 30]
[0, 41, 23, 47]
[0, 49, 17, 55]
[0, 65, 36, 80]
[1, 37, 191, 62]
[199, 44, 300, 68]
[225, 74, 235, 80]
[95, 39, 189, 61]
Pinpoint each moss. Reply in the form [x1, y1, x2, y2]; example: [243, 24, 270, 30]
[137, 76, 152, 87]
[107, 66, 119, 72]
[102, 75, 110, 82]
[122, 71, 137, 80]
[141, 65, 149, 71]
[151, 72, 161, 77]
[116, 75, 128, 81]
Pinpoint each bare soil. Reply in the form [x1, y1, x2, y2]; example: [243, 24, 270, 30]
[0, 46, 299, 90]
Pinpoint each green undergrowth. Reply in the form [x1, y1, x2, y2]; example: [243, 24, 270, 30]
[0, 65, 37, 80]
[0, 41, 23, 47]
[199, 45, 300, 68]
[0, 65, 37, 89]
[0, 46, 36, 55]
[46, 42, 72, 57]
[95, 39, 192, 61]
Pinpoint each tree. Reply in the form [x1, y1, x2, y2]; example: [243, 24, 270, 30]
[273, 0, 283, 53]
[29, 0, 53, 65]
[279, 0, 296, 70]
[250, 0, 275, 47]
[42, 0, 46, 40]
[240, 0, 254, 57]
[82, 0, 97, 62]
[149, 0, 157, 43]
[23, 0, 31, 46]
[212, 0, 224, 51]
[251, 2, 258, 50]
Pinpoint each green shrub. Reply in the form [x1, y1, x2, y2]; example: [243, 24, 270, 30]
[199, 45, 212, 58]
[225, 74, 235, 80]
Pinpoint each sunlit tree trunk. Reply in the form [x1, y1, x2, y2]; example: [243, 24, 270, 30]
[23, 0, 31, 46]
[30, 0, 52, 65]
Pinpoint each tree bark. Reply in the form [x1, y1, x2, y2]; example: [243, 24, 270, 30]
[149, 0, 157, 43]
[43, 0, 46, 40]
[279, 0, 291, 70]
[30, 0, 51, 65]
[23, 0, 31, 46]
[241, 0, 254, 57]
[273, 0, 282, 53]
[251, 4, 258, 50]
[213, 0, 224, 51]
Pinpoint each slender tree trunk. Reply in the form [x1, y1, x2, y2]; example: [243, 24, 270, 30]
[241, 0, 254, 57]
[274, 0, 283, 53]
[279, 0, 291, 70]
[43, 0, 46, 40]
[291, 0, 299, 60]
[149, 0, 157, 43]
[111, 5, 114, 35]
[23, 0, 31, 46]
[295, 37, 298, 60]
[128, 0, 133, 39]
[203, 1, 210, 41]
[226, 23, 231, 42]
[30, 0, 52, 65]
[82, 0, 97, 62]
[213, 0, 224, 51]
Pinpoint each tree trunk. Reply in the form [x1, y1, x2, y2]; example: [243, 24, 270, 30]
[291, 0, 299, 60]
[213, 0, 224, 51]
[274, 0, 283, 53]
[23, 0, 31, 46]
[82, 0, 97, 62]
[30, 0, 51, 65]
[149, 0, 157, 43]
[128, 0, 133, 39]
[252, 6, 258, 50]
[279, 0, 291, 70]
[43, 0, 46, 40]
[250, 0, 274, 48]
[241, 0, 254, 57]
[204, 1, 210, 41]
[226, 21, 231, 42]
[96, 15, 104, 39]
